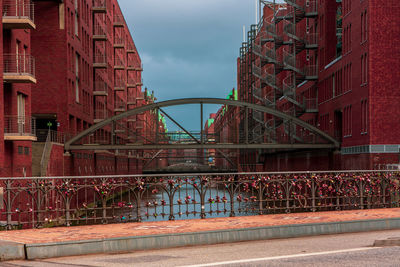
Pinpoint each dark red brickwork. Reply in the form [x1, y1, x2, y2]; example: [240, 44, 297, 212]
[214, 0, 400, 171]
[0, 0, 162, 177]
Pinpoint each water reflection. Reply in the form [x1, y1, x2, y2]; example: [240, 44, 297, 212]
[111, 182, 259, 222]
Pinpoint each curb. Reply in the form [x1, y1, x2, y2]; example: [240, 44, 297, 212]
[0, 241, 25, 261]
[20, 217, 400, 260]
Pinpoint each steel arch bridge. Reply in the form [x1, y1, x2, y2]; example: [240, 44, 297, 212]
[65, 98, 340, 152]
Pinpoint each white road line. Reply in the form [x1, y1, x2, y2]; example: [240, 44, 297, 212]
[180, 247, 381, 267]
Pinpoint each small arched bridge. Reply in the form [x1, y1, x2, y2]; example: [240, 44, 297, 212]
[65, 98, 340, 153]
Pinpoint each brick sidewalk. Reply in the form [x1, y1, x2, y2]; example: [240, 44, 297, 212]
[1, 208, 399, 245]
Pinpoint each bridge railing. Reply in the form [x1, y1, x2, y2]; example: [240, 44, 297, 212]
[1, 171, 399, 230]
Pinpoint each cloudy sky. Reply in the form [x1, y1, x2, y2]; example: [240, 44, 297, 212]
[118, 0, 283, 131]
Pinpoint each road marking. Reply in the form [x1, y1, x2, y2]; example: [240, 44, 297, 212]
[180, 247, 380, 267]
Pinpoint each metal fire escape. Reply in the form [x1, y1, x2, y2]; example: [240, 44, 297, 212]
[250, 0, 318, 144]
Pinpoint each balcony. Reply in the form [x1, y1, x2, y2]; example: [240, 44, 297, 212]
[114, 36, 125, 48]
[93, 24, 107, 41]
[126, 43, 136, 54]
[114, 79, 125, 91]
[113, 14, 124, 27]
[127, 96, 136, 105]
[114, 57, 125, 70]
[93, 81, 108, 96]
[127, 81, 136, 88]
[93, 54, 107, 68]
[2, 0, 35, 29]
[92, 0, 106, 13]
[94, 109, 108, 123]
[3, 54, 36, 83]
[114, 100, 125, 112]
[4, 116, 37, 141]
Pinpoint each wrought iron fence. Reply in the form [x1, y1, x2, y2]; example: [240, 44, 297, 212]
[1, 171, 399, 230]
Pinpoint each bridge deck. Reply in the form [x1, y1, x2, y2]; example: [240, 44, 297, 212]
[0, 208, 399, 245]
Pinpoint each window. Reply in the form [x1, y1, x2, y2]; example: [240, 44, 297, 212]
[24, 147, 29, 155]
[74, 0, 79, 36]
[75, 53, 80, 102]
[361, 99, 368, 134]
[361, 53, 368, 84]
[18, 146, 23, 155]
[344, 105, 352, 137]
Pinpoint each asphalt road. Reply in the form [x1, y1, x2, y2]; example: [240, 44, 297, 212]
[3, 229, 400, 267]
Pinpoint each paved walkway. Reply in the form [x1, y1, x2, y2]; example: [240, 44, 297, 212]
[0, 208, 400, 245]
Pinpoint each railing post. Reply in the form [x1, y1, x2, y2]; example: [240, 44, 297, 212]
[258, 184, 263, 215]
[6, 181, 12, 230]
[65, 198, 71, 227]
[359, 179, 364, 209]
[102, 198, 107, 224]
[36, 181, 42, 228]
[200, 183, 206, 219]
[285, 180, 290, 213]
[136, 198, 142, 222]
[169, 188, 175, 221]
[311, 178, 316, 212]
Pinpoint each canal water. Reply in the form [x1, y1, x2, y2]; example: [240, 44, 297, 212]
[110, 182, 259, 222]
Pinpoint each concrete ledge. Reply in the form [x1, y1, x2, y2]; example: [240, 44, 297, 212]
[0, 241, 25, 261]
[24, 217, 400, 260]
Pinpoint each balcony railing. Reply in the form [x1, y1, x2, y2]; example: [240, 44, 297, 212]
[3, 54, 36, 83]
[283, 74, 296, 95]
[304, 33, 318, 47]
[94, 109, 109, 121]
[127, 96, 136, 105]
[4, 115, 36, 140]
[303, 65, 318, 79]
[2, 0, 35, 29]
[94, 81, 108, 96]
[114, 79, 126, 91]
[114, 57, 125, 69]
[304, 0, 318, 15]
[113, 14, 124, 26]
[114, 36, 125, 47]
[303, 98, 318, 111]
[114, 100, 125, 111]
[93, 24, 107, 40]
[93, 54, 107, 68]
[92, 0, 106, 13]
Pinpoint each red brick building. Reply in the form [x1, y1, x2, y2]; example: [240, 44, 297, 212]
[0, 0, 163, 177]
[0, 0, 37, 177]
[215, 0, 400, 171]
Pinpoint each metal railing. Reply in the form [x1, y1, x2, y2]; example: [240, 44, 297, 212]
[93, 24, 106, 37]
[304, 33, 318, 46]
[40, 130, 52, 176]
[94, 108, 109, 120]
[113, 14, 124, 25]
[94, 81, 108, 93]
[303, 65, 318, 77]
[2, 0, 34, 21]
[36, 129, 71, 143]
[4, 115, 36, 136]
[114, 100, 125, 110]
[114, 36, 125, 46]
[93, 54, 106, 65]
[114, 56, 125, 67]
[3, 54, 35, 77]
[92, 0, 106, 9]
[114, 79, 126, 90]
[0, 171, 399, 230]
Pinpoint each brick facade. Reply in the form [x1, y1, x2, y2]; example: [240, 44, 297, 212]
[214, 0, 400, 171]
[0, 0, 162, 177]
